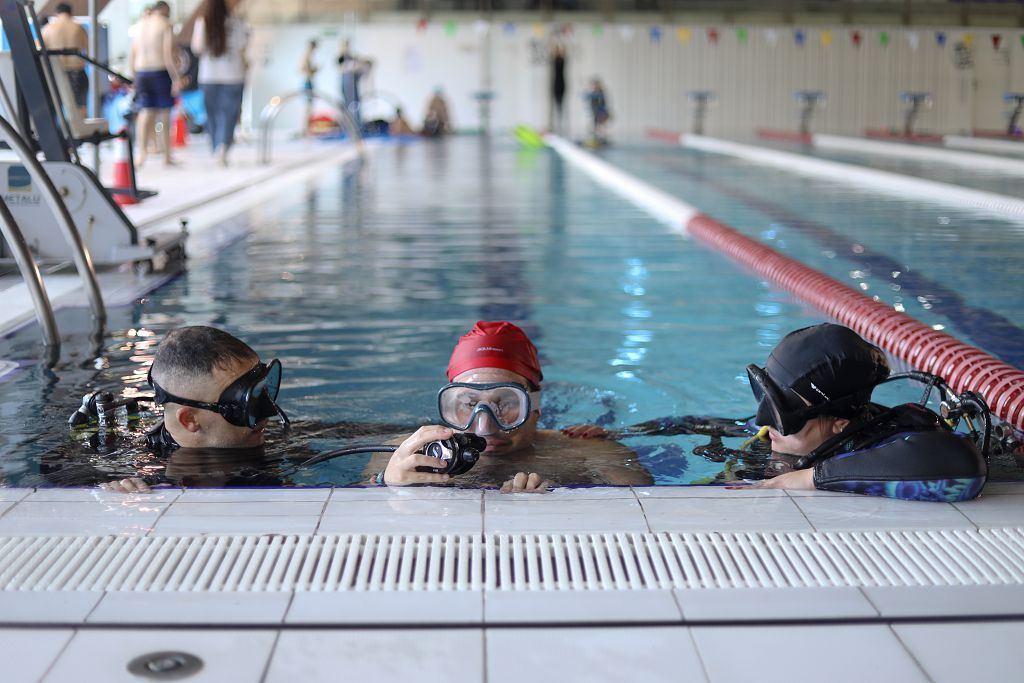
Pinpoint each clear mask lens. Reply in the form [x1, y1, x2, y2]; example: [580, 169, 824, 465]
[438, 383, 534, 431]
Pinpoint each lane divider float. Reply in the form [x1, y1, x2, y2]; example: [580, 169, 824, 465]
[544, 134, 1024, 431]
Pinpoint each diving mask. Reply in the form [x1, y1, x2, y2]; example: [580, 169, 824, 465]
[437, 382, 539, 432]
[747, 363, 870, 436]
[148, 359, 290, 429]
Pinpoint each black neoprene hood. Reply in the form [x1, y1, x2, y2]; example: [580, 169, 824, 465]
[765, 323, 890, 415]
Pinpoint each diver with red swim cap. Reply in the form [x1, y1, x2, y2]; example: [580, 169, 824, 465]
[446, 321, 543, 390]
[372, 321, 652, 491]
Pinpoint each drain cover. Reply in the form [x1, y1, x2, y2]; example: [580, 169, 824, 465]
[127, 652, 203, 680]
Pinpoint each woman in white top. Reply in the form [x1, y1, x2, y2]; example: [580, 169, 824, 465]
[191, 0, 248, 166]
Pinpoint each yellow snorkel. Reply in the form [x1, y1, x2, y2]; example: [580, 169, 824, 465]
[739, 425, 770, 451]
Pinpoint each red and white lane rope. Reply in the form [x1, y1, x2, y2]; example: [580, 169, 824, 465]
[545, 134, 1024, 430]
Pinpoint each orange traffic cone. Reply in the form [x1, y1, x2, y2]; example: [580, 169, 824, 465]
[112, 135, 137, 206]
[172, 107, 188, 148]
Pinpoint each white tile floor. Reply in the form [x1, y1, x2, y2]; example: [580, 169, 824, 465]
[13, 621, 1023, 683]
[0, 483, 1021, 537]
[0, 458, 1013, 671]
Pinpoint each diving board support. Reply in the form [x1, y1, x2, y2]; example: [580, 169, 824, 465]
[544, 134, 1024, 431]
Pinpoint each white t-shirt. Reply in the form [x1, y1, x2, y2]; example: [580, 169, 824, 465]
[192, 15, 248, 85]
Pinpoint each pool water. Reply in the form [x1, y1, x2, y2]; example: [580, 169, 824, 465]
[603, 143, 1024, 369]
[0, 137, 1018, 487]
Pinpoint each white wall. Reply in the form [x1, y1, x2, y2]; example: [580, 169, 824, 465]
[221, 19, 1024, 138]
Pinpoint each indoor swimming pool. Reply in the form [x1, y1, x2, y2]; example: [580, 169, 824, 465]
[0, 137, 1020, 488]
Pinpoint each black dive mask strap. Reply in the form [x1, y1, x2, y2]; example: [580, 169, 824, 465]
[147, 360, 289, 429]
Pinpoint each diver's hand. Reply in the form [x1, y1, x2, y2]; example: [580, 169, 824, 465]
[729, 469, 815, 491]
[384, 425, 454, 486]
[99, 477, 152, 494]
[561, 424, 613, 439]
[500, 472, 552, 494]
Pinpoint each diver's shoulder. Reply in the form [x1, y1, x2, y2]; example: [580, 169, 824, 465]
[535, 429, 635, 455]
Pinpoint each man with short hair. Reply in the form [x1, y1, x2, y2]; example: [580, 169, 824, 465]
[104, 325, 444, 492]
[375, 321, 653, 491]
[129, 0, 182, 167]
[146, 326, 286, 450]
[41, 3, 89, 117]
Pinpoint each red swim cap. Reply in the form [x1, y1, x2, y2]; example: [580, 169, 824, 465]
[446, 321, 543, 387]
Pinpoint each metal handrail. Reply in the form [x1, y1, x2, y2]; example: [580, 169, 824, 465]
[0, 196, 60, 365]
[258, 89, 364, 165]
[0, 114, 106, 331]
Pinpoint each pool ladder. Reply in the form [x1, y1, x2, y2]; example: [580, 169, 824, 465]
[0, 111, 108, 365]
[257, 89, 365, 165]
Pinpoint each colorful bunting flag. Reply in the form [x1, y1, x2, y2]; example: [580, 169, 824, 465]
[879, 31, 889, 47]
[821, 30, 832, 47]
[445, 21, 457, 37]
[619, 25, 635, 42]
[502, 22, 516, 36]
[963, 33, 974, 49]
[676, 27, 691, 44]
[764, 28, 778, 47]
[992, 33, 1002, 50]
[649, 26, 662, 43]
[592, 24, 604, 37]
[907, 32, 919, 50]
[851, 30, 862, 48]
[794, 29, 805, 47]
[416, 17, 428, 32]
[737, 28, 748, 45]
[707, 27, 719, 44]
[936, 31, 946, 48]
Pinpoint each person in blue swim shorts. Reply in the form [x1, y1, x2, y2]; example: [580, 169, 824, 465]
[130, 1, 182, 167]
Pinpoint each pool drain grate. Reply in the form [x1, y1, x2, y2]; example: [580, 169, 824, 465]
[1, 528, 1022, 593]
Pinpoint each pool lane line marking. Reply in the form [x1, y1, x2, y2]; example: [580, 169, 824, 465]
[813, 134, 1024, 175]
[636, 149, 1024, 370]
[681, 134, 1024, 224]
[541, 135, 699, 233]
[543, 134, 1024, 431]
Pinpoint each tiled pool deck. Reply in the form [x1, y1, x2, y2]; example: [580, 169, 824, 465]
[1, 483, 1023, 682]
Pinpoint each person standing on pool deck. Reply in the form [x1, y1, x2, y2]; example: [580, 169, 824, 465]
[41, 3, 89, 119]
[130, 1, 182, 167]
[299, 38, 318, 136]
[549, 43, 567, 134]
[192, 0, 250, 167]
[372, 321, 653, 492]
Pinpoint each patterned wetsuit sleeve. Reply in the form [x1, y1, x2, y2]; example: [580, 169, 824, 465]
[812, 431, 987, 502]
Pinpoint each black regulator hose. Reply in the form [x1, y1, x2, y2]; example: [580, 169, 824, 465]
[299, 444, 399, 468]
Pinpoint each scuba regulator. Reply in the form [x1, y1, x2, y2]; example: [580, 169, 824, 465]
[299, 432, 485, 477]
[68, 391, 143, 428]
